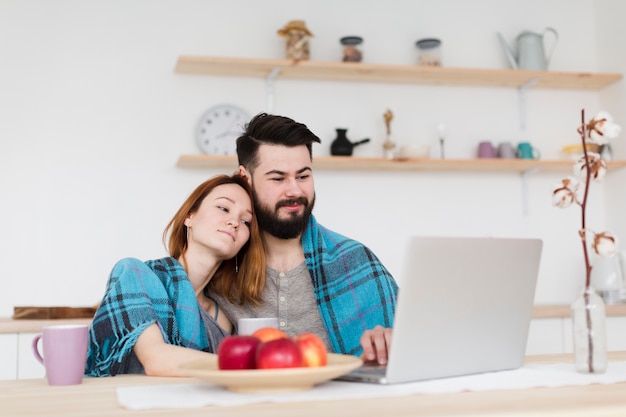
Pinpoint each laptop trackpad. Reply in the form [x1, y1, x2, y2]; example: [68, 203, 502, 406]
[335, 362, 389, 384]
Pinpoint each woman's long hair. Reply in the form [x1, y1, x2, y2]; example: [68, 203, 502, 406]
[163, 174, 265, 306]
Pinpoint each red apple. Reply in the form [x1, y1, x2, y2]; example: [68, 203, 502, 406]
[256, 338, 304, 369]
[252, 327, 288, 343]
[217, 335, 261, 370]
[293, 332, 328, 367]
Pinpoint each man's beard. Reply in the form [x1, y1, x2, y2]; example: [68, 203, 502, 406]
[253, 192, 315, 240]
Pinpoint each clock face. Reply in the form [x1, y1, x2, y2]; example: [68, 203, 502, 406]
[196, 105, 251, 155]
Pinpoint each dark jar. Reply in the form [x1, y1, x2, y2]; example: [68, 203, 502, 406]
[340, 36, 363, 62]
[415, 38, 442, 66]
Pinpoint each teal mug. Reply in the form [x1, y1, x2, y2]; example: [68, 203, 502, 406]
[516, 142, 540, 159]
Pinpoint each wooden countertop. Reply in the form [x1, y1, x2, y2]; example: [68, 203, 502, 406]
[2, 304, 626, 334]
[0, 318, 92, 333]
[2, 351, 626, 417]
[532, 303, 626, 318]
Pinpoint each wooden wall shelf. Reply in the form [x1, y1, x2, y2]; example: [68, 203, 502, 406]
[532, 304, 626, 319]
[174, 56, 624, 182]
[174, 56, 622, 90]
[177, 154, 626, 174]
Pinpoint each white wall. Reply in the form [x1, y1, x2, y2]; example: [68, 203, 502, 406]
[1, 0, 624, 317]
[596, 0, 626, 250]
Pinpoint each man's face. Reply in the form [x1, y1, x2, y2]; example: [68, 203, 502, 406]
[247, 144, 315, 239]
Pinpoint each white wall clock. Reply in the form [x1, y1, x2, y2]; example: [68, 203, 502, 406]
[196, 104, 251, 155]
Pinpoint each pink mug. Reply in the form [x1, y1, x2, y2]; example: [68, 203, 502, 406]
[32, 324, 89, 386]
[477, 141, 496, 158]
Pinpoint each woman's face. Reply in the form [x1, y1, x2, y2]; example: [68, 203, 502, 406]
[184, 183, 253, 260]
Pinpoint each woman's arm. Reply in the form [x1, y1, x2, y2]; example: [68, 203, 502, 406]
[134, 323, 216, 376]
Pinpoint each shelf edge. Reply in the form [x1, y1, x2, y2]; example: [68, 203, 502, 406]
[174, 56, 623, 90]
[533, 304, 626, 318]
[177, 154, 626, 173]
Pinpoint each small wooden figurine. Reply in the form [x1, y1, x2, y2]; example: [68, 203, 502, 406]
[383, 109, 396, 159]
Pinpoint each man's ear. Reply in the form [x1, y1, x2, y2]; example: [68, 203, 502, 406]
[238, 165, 252, 185]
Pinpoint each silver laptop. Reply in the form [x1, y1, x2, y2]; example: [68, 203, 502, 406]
[337, 236, 543, 384]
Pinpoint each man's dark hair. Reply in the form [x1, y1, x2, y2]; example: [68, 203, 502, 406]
[236, 113, 321, 173]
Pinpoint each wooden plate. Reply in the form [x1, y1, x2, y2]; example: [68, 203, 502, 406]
[179, 353, 362, 393]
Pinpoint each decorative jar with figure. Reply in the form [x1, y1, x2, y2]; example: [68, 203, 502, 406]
[277, 20, 313, 61]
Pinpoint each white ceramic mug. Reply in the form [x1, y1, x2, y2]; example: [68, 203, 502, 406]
[238, 318, 279, 335]
[591, 251, 626, 304]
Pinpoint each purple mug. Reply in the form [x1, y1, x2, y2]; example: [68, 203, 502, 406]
[477, 141, 496, 158]
[32, 324, 88, 386]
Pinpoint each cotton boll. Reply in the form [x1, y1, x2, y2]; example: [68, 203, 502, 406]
[592, 232, 619, 257]
[588, 111, 621, 144]
[552, 177, 580, 208]
[573, 152, 606, 182]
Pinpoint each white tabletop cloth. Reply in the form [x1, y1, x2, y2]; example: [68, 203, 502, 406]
[117, 361, 626, 410]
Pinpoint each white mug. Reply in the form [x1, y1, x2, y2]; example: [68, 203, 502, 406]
[238, 317, 279, 335]
[398, 144, 430, 159]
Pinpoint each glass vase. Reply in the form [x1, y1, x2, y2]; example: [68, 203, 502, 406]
[571, 286, 608, 373]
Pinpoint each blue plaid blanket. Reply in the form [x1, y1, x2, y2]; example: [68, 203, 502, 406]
[302, 215, 398, 356]
[85, 257, 209, 376]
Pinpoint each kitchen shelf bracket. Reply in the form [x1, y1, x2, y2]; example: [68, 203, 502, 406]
[520, 166, 541, 215]
[518, 77, 539, 130]
[265, 67, 281, 112]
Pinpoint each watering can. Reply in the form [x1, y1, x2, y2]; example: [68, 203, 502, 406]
[497, 27, 558, 71]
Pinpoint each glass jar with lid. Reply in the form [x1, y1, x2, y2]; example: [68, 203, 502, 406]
[415, 38, 442, 66]
[340, 36, 363, 62]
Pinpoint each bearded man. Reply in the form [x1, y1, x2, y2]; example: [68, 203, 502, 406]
[209, 113, 398, 364]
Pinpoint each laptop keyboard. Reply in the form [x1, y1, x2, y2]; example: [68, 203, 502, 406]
[356, 363, 387, 375]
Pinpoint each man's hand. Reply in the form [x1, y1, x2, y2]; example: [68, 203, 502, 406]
[359, 325, 393, 365]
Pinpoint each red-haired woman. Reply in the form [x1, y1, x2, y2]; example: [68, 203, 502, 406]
[86, 174, 265, 376]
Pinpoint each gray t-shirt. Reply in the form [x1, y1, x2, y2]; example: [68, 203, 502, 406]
[199, 303, 229, 351]
[210, 262, 332, 350]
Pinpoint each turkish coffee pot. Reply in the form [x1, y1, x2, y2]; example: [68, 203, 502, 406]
[330, 128, 370, 156]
